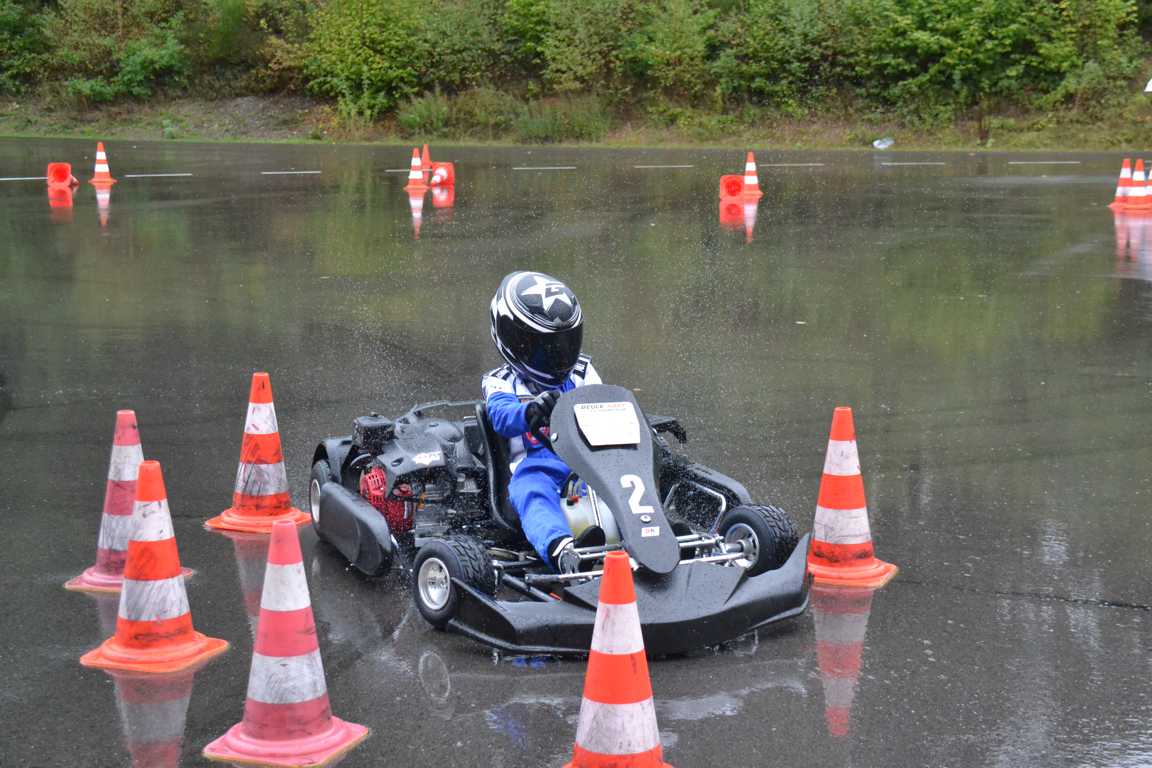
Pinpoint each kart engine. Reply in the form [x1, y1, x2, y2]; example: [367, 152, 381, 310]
[359, 466, 412, 534]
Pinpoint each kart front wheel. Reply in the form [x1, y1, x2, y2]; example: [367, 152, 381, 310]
[412, 537, 497, 630]
[716, 504, 799, 576]
[309, 460, 335, 539]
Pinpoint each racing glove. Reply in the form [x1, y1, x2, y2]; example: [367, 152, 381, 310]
[524, 391, 559, 434]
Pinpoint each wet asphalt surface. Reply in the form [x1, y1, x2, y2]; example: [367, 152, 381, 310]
[1, 139, 1151, 767]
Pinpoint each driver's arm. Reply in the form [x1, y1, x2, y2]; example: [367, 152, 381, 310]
[486, 390, 530, 438]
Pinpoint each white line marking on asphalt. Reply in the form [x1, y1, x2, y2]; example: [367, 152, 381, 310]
[512, 166, 577, 171]
[762, 163, 826, 167]
[123, 173, 194, 178]
[260, 170, 322, 175]
[1007, 161, 1082, 166]
[633, 164, 694, 169]
[385, 169, 411, 173]
[880, 162, 947, 166]
[0, 176, 47, 182]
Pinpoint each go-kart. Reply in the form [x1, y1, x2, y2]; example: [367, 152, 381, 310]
[308, 384, 811, 656]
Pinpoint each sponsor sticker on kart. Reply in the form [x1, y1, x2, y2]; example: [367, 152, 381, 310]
[641, 526, 661, 538]
[574, 402, 641, 447]
[412, 451, 442, 466]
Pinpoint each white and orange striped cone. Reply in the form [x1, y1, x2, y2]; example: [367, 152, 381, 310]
[564, 551, 670, 768]
[206, 372, 309, 534]
[81, 461, 229, 673]
[811, 585, 875, 739]
[807, 407, 898, 589]
[429, 161, 455, 187]
[203, 520, 369, 767]
[89, 141, 117, 186]
[66, 410, 144, 593]
[404, 148, 426, 191]
[110, 670, 197, 768]
[742, 151, 762, 199]
[1126, 159, 1151, 212]
[408, 189, 425, 239]
[1109, 158, 1133, 210]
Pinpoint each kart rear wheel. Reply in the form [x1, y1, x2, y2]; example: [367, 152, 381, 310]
[716, 505, 799, 576]
[309, 459, 335, 539]
[412, 536, 497, 630]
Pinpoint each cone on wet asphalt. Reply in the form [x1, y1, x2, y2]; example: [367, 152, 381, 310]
[564, 550, 671, 768]
[429, 161, 455, 187]
[421, 143, 432, 177]
[742, 151, 763, 198]
[206, 372, 309, 534]
[807, 407, 898, 589]
[1109, 158, 1133, 210]
[66, 410, 145, 594]
[203, 520, 369, 767]
[811, 585, 876, 738]
[404, 148, 426, 191]
[111, 670, 198, 768]
[46, 162, 78, 188]
[719, 174, 744, 199]
[81, 461, 229, 673]
[89, 141, 117, 185]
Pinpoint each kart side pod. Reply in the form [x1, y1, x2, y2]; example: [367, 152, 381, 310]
[318, 482, 394, 576]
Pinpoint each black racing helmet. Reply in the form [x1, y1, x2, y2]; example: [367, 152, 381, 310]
[490, 271, 583, 389]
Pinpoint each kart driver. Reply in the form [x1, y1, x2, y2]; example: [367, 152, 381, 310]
[482, 271, 604, 572]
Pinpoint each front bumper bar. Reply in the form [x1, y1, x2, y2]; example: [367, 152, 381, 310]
[448, 534, 812, 656]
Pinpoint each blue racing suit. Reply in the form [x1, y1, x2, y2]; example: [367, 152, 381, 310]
[482, 354, 600, 562]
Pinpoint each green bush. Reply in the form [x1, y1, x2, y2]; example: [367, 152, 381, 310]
[514, 96, 609, 142]
[0, 0, 47, 94]
[419, 0, 502, 92]
[449, 87, 525, 137]
[396, 91, 451, 136]
[542, 0, 645, 99]
[502, 0, 549, 74]
[635, 0, 715, 102]
[306, 0, 425, 121]
[115, 28, 189, 98]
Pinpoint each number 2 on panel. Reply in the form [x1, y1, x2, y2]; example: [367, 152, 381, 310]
[620, 474, 654, 515]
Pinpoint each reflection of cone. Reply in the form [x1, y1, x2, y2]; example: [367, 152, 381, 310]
[811, 585, 875, 739]
[206, 372, 309, 534]
[46, 162, 78, 188]
[808, 407, 898, 588]
[742, 200, 758, 244]
[429, 161, 455, 187]
[111, 670, 196, 768]
[48, 185, 74, 222]
[67, 410, 145, 594]
[1109, 158, 1132, 210]
[81, 461, 229, 673]
[564, 551, 670, 768]
[431, 186, 455, 210]
[204, 520, 369, 767]
[742, 152, 763, 199]
[226, 532, 271, 639]
[96, 184, 111, 228]
[409, 189, 425, 239]
[89, 141, 117, 185]
[719, 174, 744, 199]
[719, 198, 743, 231]
[404, 148, 426, 191]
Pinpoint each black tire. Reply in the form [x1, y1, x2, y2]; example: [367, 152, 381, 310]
[411, 536, 497, 630]
[309, 459, 336, 540]
[716, 504, 799, 576]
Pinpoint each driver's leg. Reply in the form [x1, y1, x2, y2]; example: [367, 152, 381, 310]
[509, 456, 571, 568]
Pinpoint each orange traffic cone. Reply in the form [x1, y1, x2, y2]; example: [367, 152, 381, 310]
[203, 520, 369, 767]
[89, 142, 117, 185]
[1127, 160, 1151, 212]
[719, 174, 744, 199]
[206, 372, 309, 534]
[409, 189, 425, 239]
[110, 670, 197, 768]
[811, 585, 875, 738]
[564, 551, 670, 768]
[1109, 158, 1133, 210]
[742, 152, 762, 199]
[81, 461, 229, 673]
[421, 143, 432, 177]
[429, 161, 455, 187]
[404, 148, 426, 191]
[67, 410, 145, 593]
[807, 407, 898, 588]
[46, 162, 78, 188]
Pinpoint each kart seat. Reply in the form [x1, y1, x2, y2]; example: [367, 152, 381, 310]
[474, 403, 521, 531]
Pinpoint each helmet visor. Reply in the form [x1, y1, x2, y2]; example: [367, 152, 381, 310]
[503, 320, 583, 386]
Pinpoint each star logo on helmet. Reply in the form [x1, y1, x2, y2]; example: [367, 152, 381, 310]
[520, 275, 573, 315]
